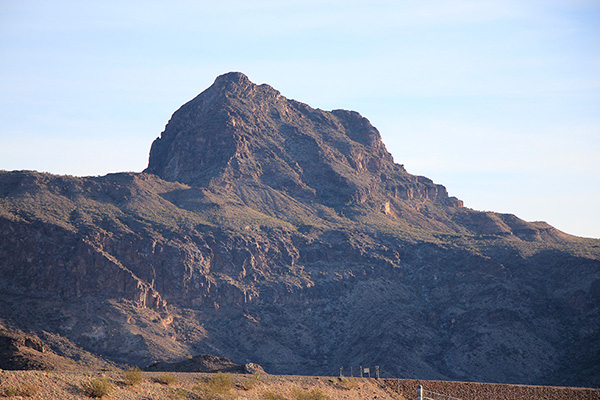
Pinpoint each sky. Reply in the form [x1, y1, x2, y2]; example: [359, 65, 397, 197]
[1, 0, 599, 238]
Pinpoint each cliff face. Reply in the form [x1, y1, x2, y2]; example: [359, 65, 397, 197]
[0, 73, 599, 387]
[146, 72, 461, 211]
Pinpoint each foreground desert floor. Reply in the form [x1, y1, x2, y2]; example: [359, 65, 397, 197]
[0, 370, 599, 399]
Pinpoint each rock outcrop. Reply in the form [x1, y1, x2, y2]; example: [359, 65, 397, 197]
[0, 327, 79, 371]
[145, 354, 266, 374]
[0, 72, 598, 387]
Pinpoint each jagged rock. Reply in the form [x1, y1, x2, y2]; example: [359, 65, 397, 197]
[145, 72, 462, 211]
[243, 362, 266, 375]
[144, 353, 265, 374]
[0, 328, 78, 370]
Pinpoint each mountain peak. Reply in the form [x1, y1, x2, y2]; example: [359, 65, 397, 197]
[211, 71, 254, 92]
[214, 71, 251, 85]
[145, 73, 462, 210]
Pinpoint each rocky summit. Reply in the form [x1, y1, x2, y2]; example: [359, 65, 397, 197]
[145, 72, 461, 211]
[0, 72, 599, 387]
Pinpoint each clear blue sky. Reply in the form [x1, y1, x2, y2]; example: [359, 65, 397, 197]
[1, 0, 599, 238]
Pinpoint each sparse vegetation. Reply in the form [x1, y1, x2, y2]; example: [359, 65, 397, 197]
[291, 387, 329, 400]
[82, 376, 113, 398]
[0, 369, 597, 399]
[337, 376, 358, 390]
[239, 372, 261, 390]
[3, 386, 19, 397]
[204, 371, 234, 393]
[155, 372, 178, 385]
[193, 372, 237, 399]
[262, 390, 286, 400]
[19, 383, 38, 397]
[123, 366, 144, 386]
[167, 387, 196, 399]
[0, 384, 36, 398]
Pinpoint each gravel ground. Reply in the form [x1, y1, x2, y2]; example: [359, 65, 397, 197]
[0, 370, 402, 399]
[0, 370, 597, 399]
[383, 378, 600, 400]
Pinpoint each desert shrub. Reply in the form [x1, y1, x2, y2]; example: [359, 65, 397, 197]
[3, 386, 19, 397]
[82, 376, 113, 398]
[19, 383, 39, 397]
[1, 383, 38, 397]
[124, 366, 144, 386]
[239, 372, 261, 390]
[155, 373, 178, 385]
[238, 378, 255, 391]
[208, 372, 234, 393]
[193, 372, 237, 399]
[337, 376, 358, 390]
[167, 388, 194, 399]
[262, 391, 286, 400]
[291, 387, 329, 400]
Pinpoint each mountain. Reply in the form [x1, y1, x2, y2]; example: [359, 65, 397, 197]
[145, 72, 462, 210]
[0, 72, 599, 386]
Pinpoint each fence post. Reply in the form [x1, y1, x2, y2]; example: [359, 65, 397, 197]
[375, 366, 380, 379]
[360, 365, 363, 378]
[340, 367, 343, 377]
[417, 385, 423, 400]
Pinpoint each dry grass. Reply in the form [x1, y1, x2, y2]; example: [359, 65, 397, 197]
[193, 372, 238, 399]
[166, 387, 197, 399]
[208, 371, 234, 393]
[1, 381, 38, 397]
[19, 383, 39, 397]
[261, 391, 286, 400]
[2, 386, 19, 397]
[239, 372, 262, 390]
[155, 372, 178, 385]
[82, 376, 113, 398]
[5, 370, 593, 400]
[123, 366, 144, 386]
[337, 377, 358, 390]
[291, 387, 329, 400]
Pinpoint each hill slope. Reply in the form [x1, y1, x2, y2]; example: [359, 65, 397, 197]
[0, 72, 599, 386]
[1, 370, 599, 400]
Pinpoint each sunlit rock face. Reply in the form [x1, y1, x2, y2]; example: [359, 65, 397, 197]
[146, 72, 462, 209]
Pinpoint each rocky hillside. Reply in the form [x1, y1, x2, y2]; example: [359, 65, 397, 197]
[0, 326, 81, 371]
[0, 72, 599, 387]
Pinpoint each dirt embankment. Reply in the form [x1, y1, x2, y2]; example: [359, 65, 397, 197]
[0, 370, 400, 400]
[0, 370, 598, 399]
[384, 378, 600, 400]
